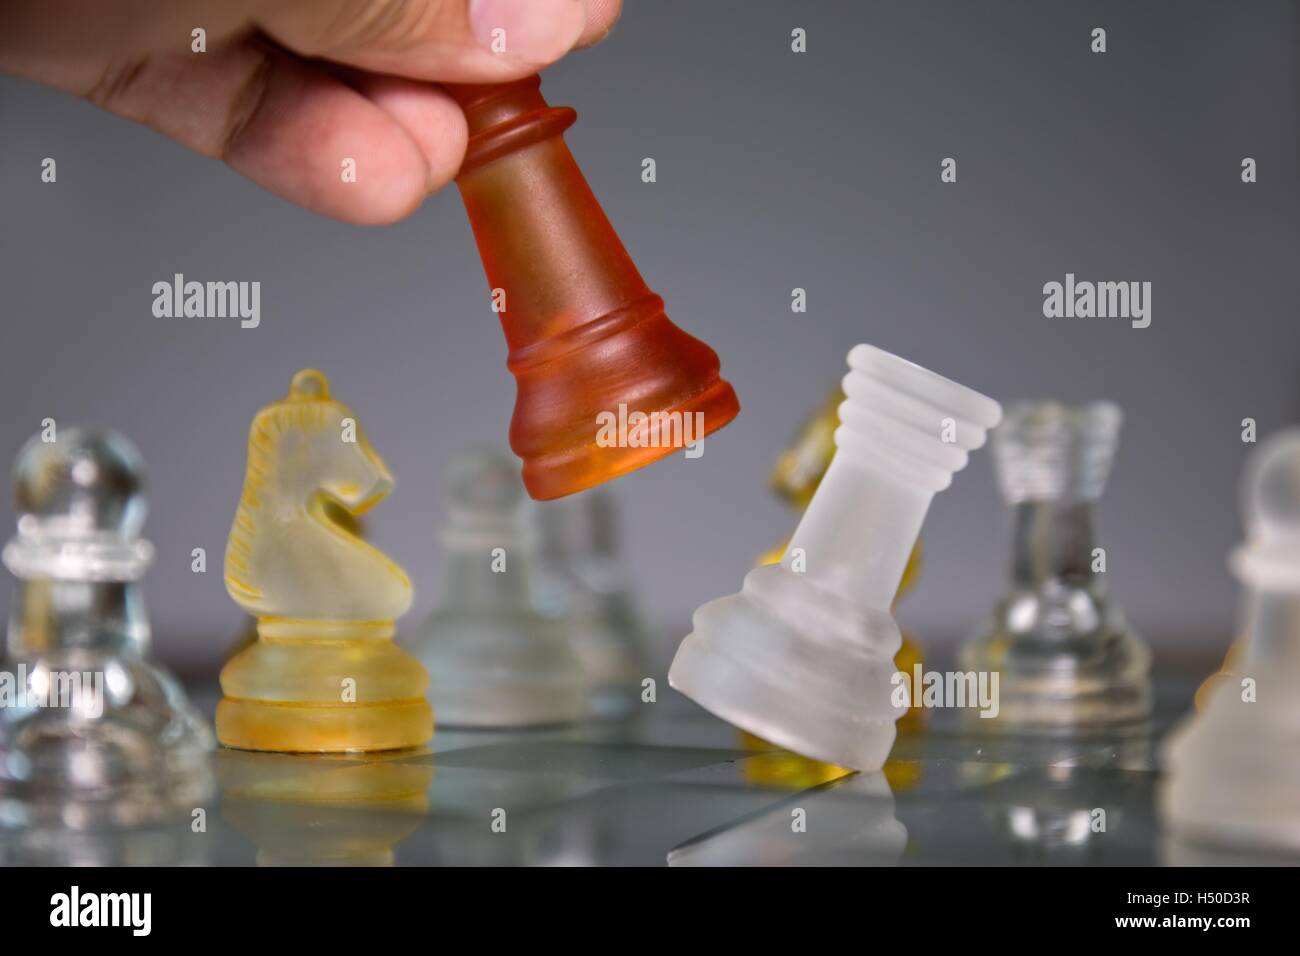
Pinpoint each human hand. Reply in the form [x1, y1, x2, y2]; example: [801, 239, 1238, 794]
[0, 0, 622, 223]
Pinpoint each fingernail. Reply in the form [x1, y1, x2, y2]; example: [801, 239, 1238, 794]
[469, 0, 586, 64]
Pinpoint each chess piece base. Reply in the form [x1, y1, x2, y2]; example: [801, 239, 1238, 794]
[1161, 682, 1300, 855]
[584, 686, 640, 721]
[218, 632, 433, 752]
[0, 654, 213, 829]
[521, 378, 739, 501]
[570, 619, 644, 720]
[669, 566, 905, 771]
[414, 612, 585, 728]
[216, 698, 433, 753]
[421, 682, 583, 728]
[959, 626, 1151, 731]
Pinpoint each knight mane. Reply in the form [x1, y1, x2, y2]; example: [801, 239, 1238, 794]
[225, 398, 338, 599]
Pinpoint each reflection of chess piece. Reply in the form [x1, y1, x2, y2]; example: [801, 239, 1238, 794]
[218, 750, 431, 866]
[960, 402, 1150, 730]
[670, 345, 1001, 770]
[1162, 430, 1300, 853]
[966, 759, 1148, 861]
[0, 819, 211, 865]
[668, 771, 906, 866]
[761, 384, 927, 727]
[533, 489, 647, 718]
[218, 370, 432, 752]
[0, 429, 213, 827]
[410, 450, 584, 727]
[443, 77, 740, 500]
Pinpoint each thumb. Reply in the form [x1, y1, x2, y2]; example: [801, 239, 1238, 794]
[0, 1, 592, 82]
[259, 0, 591, 83]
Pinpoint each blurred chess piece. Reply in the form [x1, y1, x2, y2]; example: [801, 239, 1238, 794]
[767, 387, 847, 513]
[668, 771, 907, 866]
[670, 345, 1001, 770]
[1193, 641, 1243, 712]
[0, 429, 213, 828]
[410, 450, 584, 727]
[218, 369, 432, 752]
[1162, 429, 1300, 854]
[762, 384, 928, 728]
[533, 490, 647, 718]
[960, 402, 1150, 730]
[443, 77, 740, 500]
[218, 750, 431, 866]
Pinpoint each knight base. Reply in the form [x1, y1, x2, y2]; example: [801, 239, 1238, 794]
[218, 625, 433, 753]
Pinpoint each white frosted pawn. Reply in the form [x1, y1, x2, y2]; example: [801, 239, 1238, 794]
[0, 429, 212, 828]
[533, 490, 647, 719]
[410, 450, 584, 727]
[669, 345, 1002, 770]
[1162, 429, 1300, 853]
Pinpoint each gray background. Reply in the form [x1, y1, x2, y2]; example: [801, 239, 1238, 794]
[1, 0, 1297, 678]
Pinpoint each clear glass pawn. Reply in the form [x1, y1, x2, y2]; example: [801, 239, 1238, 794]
[960, 401, 1151, 730]
[410, 450, 585, 727]
[533, 490, 647, 719]
[0, 429, 212, 828]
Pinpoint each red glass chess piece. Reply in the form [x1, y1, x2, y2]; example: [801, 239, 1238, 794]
[445, 76, 740, 500]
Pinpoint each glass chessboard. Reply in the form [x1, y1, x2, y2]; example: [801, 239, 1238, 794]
[7, 662, 1266, 867]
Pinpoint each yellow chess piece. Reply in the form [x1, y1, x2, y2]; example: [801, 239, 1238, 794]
[217, 369, 433, 752]
[763, 385, 926, 727]
[736, 731, 853, 789]
[222, 502, 366, 665]
[735, 730, 923, 793]
[1193, 641, 1243, 712]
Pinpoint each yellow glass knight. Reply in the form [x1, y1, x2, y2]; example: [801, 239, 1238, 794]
[217, 369, 433, 752]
